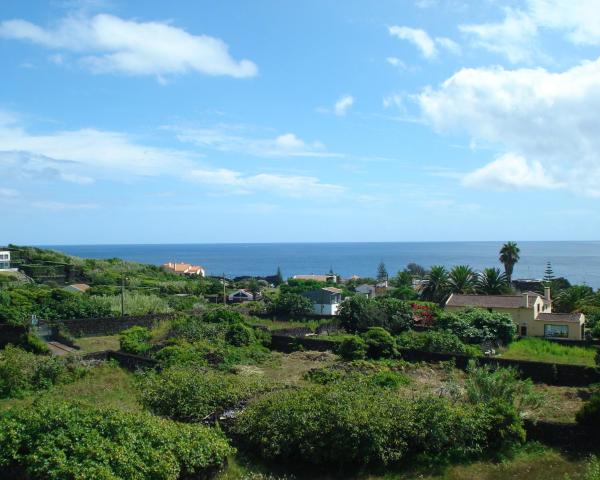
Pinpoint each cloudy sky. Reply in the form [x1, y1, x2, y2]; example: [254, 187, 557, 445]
[2, 0, 600, 244]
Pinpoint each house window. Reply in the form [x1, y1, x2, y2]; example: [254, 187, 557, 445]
[544, 324, 569, 338]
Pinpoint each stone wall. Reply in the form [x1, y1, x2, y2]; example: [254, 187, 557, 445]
[57, 313, 176, 337]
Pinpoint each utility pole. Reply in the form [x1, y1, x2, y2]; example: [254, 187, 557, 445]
[121, 274, 125, 317]
[222, 272, 226, 305]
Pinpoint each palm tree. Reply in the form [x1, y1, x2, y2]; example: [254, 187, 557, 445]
[420, 265, 449, 305]
[448, 265, 476, 294]
[499, 241, 520, 285]
[477, 268, 508, 295]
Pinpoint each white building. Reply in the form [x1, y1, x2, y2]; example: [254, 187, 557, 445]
[0, 251, 10, 270]
[302, 287, 343, 316]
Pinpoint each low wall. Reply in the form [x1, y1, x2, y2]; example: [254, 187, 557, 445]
[83, 350, 158, 370]
[269, 333, 600, 386]
[57, 313, 176, 337]
[0, 324, 27, 348]
[524, 420, 597, 448]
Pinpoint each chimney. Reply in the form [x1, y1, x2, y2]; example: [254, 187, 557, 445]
[544, 286, 551, 302]
[522, 293, 529, 308]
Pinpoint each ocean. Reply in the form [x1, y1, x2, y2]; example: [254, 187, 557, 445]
[45, 241, 600, 289]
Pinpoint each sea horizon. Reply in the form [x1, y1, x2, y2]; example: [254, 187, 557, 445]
[40, 241, 600, 289]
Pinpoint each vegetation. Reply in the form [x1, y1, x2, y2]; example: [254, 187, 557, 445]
[0, 401, 233, 480]
[338, 335, 368, 360]
[500, 337, 596, 367]
[266, 292, 312, 318]
[120, 326, 153, 355]
[338, 296, 413, 334]
[139, 365, 271, 422]
[0, 346, 87, 398]
[499, 242, 520, 285]
[448, 265, 477, 294]
[232, 375, 525, 470]
[437, 307, 516, 345]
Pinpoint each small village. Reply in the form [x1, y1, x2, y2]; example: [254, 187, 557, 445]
[1, 243, 600, 479]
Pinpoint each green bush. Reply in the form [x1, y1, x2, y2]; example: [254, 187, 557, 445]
[203, 307, 246, 324]
[361, 327, 397, 359]
[139, 365, 271, 422]
[119, 326, 152, 355]
[0, 346, 87, 398]
[397, 330, 475, 355]
[233, 379, 521, 470]
[226, 322, 255, 347]
[338, 335, 367, 360]
[576, 394, 600, 427]
[437, 308, 516, 345]
[267, 292, 313, 318]
[21, 332, 50, 354]
[338, 296, 413, 334]
[0, 401, 233, 480]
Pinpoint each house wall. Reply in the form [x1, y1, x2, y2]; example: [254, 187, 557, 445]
[312, 303, 339, 316]
[529, 320, 584, 341]
[445, 303, 584, 340]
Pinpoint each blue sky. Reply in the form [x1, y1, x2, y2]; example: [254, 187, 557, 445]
[1, 0, 600, 244]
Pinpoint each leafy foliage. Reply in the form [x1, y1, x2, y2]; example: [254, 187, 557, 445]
[119, 326, 152, 355]
[139, 365, 271, 422]
[361, 327, 397, 359]
[0, 401, 233, 480]
[477, 268, 509, 295]
[397, 330, 478, 356]
[499, 242, 520, 284]
[576, 394, 600, 427]
[437, 308, 516, 345]
[338, 336, 368, 360]
[233, 378, 523, 470]
[338, 296, 413, 334]
[267, 293, 313, 318]
[0, 346, 87, 398]
[448, 265, 477, 294]
[420, 265, 450, 304]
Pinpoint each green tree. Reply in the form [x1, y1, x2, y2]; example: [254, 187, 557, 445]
[274, 266, 284, 286]
[268, 293, 313, 318]
[448, 265, 476, 294]
[477, 268, 508, 295]
[543, 261, 555, 284]
[406, 263, 427, 278]
[553, 285, 594, 313]
[377, 262, 388, 283]
[420, 265, 449, 304]
[361, 327, 397, 359]
[499, 241, 520, 285]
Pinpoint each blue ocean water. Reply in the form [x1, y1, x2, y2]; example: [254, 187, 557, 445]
[45, 242, 600, 289]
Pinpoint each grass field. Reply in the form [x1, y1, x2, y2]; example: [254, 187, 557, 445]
[215, 444, 592, 480]
[74, 335, 121, 353]
[500, 338, 597, 367]
[0, 363, 140, 413]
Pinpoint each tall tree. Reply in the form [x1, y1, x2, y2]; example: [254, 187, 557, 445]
[499, 242, 520, 285]
[543, 261, 555, 284]
[448, 265, 476, 294]
[420, 265, 449, 305]
[377, 262, 388, 283]
[477, 268, 508, 295]
[274, 266, 284, 286]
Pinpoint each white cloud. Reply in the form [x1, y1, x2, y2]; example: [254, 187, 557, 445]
[527, 0, 600, 45]
[0, 112, 197, 183]
[460, 9, 538, 63]
[389, 26, 437, 58]
[462, 153, 561, 190]
[0, 14, 257, 80]
[435, 37, 461, 55]
[388, 26, 460, 59]
[0, 188, 18, 197]
[382, 93, 404, 109]
[174, 125, 336, 158]
[417, 57, 600, 196]
[31, 201, 98, 210]
[188, 168, 345, 199]
[333, 95, 355, 116]
[386, 56, 406, 69]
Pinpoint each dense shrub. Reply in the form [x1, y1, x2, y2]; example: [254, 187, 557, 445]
[169, 316, 228, 343]
[139, 365, 271, 422]
[233, 379, 521, 470]
[338, 335, 367, 360]
[226, 322, 255, 347]
[576, 394, 600, 427]
[0, 346, 87, 398]
[338, 296, 413, 334]
[119, 326, 152, 355]
[203, 307, 246, 324]
[437, 308, 516, 345]
[0, 402, 233, 480]
[267, 293, 313, 318]
[361, 327, 397, 359]
[397, 330, 477, 355]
